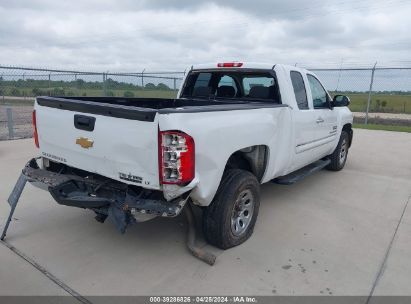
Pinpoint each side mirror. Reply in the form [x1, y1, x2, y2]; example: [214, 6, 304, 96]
[332, 95, 350, 107]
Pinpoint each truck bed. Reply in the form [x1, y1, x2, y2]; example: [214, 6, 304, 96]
[37, 96, 285, 122]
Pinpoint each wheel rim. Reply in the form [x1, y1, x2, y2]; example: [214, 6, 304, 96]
[339, 138, 348, 165]
[231, 189, 255, 237]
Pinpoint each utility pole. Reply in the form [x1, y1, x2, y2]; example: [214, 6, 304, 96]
[1, 72, 4, 102]
[6, 108, 14, 139]
[335, 58, 344, 92]
[102, 73, 107, 97]
[141, 69, 145, 89]
[365, 62, 377, 125]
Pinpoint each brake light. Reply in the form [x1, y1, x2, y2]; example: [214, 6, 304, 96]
[32, 110, 39, 148]
[159, 130, 195, 185]
[217, 62, 243, 68]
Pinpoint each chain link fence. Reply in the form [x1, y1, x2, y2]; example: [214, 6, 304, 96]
[0, 66, 184, 140]
[1, 65, 410, 141]
[309, 66, 411, 126]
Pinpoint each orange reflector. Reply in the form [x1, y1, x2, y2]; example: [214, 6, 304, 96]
[32, 110, 39, 148]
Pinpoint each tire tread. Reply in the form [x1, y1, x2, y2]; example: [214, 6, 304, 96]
[203, 169, 260, 249]
[327, 130, 349, 171]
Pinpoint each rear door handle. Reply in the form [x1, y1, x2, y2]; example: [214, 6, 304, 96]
[316, 117, 324, 124]
[74, 114, 96, 131]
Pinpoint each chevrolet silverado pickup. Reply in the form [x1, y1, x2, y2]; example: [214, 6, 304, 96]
[16, 63, 353, 250]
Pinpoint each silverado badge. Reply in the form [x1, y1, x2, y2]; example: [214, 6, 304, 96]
[76, 137, 94, 149]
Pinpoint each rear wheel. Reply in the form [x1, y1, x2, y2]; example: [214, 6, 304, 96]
[327, 130, 349, 171]
[202, 169, 260, 249]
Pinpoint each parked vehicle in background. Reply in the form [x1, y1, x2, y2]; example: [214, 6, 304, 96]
[23, 62, 353, 249]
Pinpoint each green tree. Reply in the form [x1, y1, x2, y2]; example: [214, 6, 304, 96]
[145, 83, 156, 90]
[106, 90, 115, 97]
[10, 88, 21, 96]
[52, 88, 65, 96]
[123, 91, 135, 98]
[32, 88, 47, 96]
[157, 83, 170, 90]
[374, 99, 381, 111]
[76, 79, 85, 89]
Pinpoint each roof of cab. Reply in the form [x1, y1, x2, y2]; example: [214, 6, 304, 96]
[189, 61, 312, 77]
[192, 62, 275, 70]
[191, 62, 309, 73]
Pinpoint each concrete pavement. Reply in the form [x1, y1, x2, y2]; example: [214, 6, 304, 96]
[0, 129, 410, 297]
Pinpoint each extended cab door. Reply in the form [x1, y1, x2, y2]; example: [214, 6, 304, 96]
[306, 74, 338, 157]
[288, 69, 320, 171]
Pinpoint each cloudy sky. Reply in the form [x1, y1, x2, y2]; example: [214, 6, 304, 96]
[0, 0, 410, 72]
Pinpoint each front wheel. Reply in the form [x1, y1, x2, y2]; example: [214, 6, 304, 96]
[202, 169, 260, 249]
[327, 130, 349, 171]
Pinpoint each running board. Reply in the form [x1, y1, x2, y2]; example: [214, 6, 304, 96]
[272, 159, 331, 185]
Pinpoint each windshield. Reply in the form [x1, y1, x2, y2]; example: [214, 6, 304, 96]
[181, 71, 281, 103]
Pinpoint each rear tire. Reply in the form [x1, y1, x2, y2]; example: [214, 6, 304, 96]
[327, 130, 349, 171]
[202, 169, 260, 249]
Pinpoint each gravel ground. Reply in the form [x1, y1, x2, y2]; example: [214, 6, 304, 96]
[0, 105, 33, 140]
[353, 112, 411, 120]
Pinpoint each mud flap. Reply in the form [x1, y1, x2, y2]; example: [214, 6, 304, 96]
[1, 173, 28, 240]
[108, 203, 136, 234]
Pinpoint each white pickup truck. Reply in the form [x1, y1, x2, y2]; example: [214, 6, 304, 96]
[21, 63, 353, 250]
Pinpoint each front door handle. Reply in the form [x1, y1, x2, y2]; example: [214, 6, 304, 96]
[316, 117, 324, 124]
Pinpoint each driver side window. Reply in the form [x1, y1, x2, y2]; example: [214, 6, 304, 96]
[307, 74, 328, 108]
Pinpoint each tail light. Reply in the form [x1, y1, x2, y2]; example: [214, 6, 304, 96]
[217, 62, 243, 68]
[159, 130, 195, 185]
[32, 110, 39, 148]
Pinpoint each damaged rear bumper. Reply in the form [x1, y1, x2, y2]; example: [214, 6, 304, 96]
[22, 158, 189, 232]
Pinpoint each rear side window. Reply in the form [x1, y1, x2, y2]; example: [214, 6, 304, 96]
[290, 71, 308, 110]
[194, 72, 211, 88]
[242, 76, 274, 95]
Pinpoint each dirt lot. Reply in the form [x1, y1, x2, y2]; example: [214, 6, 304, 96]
[353, 112, 411, 126]
[0, 129, 410, 299]
[353, 111, 411, 121]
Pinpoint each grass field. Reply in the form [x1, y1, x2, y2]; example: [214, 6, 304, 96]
[67, 88, 178, 98]
[2, 89, 411, 114]
[353, 123, 411, 133]
[342, 93, 411, 114]
[0, 89, 178, 106]
[2, 87, 178, 97]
